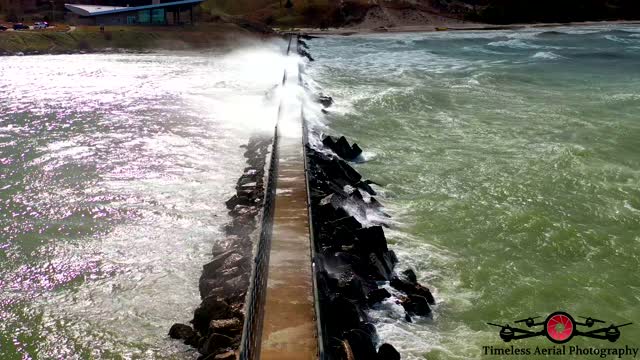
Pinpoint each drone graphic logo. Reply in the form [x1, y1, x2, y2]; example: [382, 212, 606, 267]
[488, 312, 633, 344]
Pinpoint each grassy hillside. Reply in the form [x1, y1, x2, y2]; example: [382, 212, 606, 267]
[0, 23, 267, 55]
[200, 0, 372, 28]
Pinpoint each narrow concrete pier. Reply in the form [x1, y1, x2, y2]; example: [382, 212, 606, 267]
[258, 54, 318, 359]
[260, 124, 318, 360]
[260, 125, 317, 360]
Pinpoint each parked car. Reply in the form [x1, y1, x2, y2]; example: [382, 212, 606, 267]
[0, 25, 8, 31]
[13, 23, 29, 30]
[34, 22, 48, 29]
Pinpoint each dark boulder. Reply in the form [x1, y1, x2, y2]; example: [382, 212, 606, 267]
[356, 181, 376, 196]
[329, 216, 362, 231]
[322, 135, 363, 161]
[351, 143, 363, 159]
[220, 266, 244, 279]
[345, 328, 378, 360]
[192, 297, 233, 335]
[367, 287, 391, 306]
[298, 48, 315, 61]
[326, 296, 363, 334]
[366, 253, 391, 281]
[169, 323, 199, 346]
[355, 226, 389, 257]
[402, 269, 418, 284]
[335, 136, 354, 158]
[224, 195, 240, 210]
[318, 95, 333, 107]
[390, 276, 435, 305]
[378, 343, 401, 360]
[388, 250, 398, 266]
[359, 322, 378, 341]
[331, 226, 358, 249]
[323, 252, 363, 276]
[319, 193, 346, 210]
[322, 135, 336, 149]
[402, 295, 432, 317]
[368, 197, 382, 208]
[199, 333, 235, 356]
[381, 252, 396, 275]
[337, 137, 363, 161]
[337, 273, 368, 305]
[318, 158, 360, 185]
[336, 159, 362, 183]
[212, 350, 236, 359]
[202, 250, 243, 279]
[211, 235, 242, 258]
[209, 318, 243, 337]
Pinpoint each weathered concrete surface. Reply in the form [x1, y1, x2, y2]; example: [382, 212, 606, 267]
[260, 122, 318, 360]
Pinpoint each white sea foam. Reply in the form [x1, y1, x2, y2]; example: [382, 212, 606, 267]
[488, 39, 544, 49]
[532, 51, 565, 60]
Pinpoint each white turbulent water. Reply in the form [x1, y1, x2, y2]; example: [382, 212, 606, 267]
[305, 25, 640, 360]
[0, 41, 291, 359]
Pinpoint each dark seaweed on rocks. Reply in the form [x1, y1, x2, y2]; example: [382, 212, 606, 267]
[303, 41, 435, 360]
[169, 136, 271, 360]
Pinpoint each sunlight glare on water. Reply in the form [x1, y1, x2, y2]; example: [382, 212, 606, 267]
[0, 40, 288, 359]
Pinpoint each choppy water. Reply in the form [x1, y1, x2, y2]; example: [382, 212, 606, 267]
[306, 26, 640, 359]
[0, 43, 289, 359]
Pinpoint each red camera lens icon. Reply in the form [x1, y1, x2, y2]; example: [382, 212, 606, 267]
[545, 312, 575, 343]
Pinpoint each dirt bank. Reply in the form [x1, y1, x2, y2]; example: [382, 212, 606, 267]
[0, 22, 274, 56]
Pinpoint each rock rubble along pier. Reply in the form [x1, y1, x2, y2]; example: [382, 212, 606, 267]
[169, 34, 438, 360]
[301, 36, 436, 360]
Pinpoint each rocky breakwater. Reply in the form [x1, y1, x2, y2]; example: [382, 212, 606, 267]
[169, 135, 272, 360]
[301, 38, 435, 360]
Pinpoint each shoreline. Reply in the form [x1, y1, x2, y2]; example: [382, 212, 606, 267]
[289, 19, 640, 36]
[2, 19, 638, 56]
[0, 22, 274, 56]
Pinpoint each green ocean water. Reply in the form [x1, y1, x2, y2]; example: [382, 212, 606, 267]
[308, 26, 640, 359]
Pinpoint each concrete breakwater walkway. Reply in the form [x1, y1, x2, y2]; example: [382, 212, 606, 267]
[259, 108, 317, 360]
[239, 35, 319, 360]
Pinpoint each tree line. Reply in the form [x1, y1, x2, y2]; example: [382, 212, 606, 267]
[461, 0, 640, 24]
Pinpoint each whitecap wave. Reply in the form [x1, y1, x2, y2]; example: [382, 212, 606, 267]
[488, 39, 545, 50]
[604, 35, 638, 44]
[532, 51, 565, 60]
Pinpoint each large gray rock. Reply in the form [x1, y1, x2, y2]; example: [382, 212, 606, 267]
[192, 297, 232, 335]
[199, 333, 235, 356]
[168, 323, 199, 346]
[209, 318, 242, 337]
